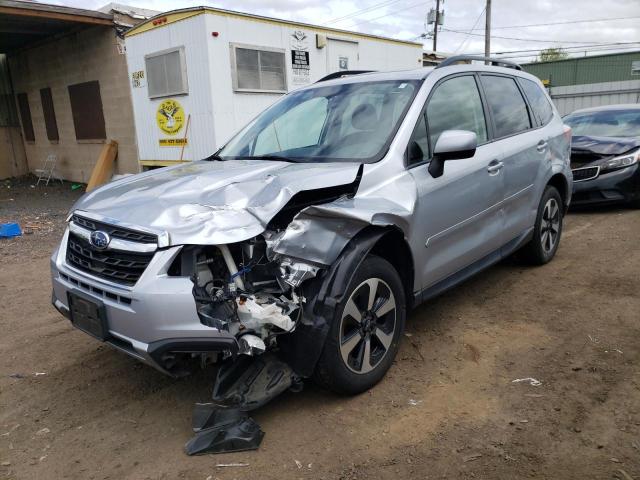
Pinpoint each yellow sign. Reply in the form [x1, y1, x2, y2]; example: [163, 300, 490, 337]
[156, 99, 185, 136]
[159, 138, 188, 147]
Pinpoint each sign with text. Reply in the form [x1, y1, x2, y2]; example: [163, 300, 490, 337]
[290, 30, 311, 85]
[159, 138, 188, 147]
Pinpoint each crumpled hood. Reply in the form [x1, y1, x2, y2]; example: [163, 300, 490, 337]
[73, 160, 361, 245]
[571, 135, 640, 156]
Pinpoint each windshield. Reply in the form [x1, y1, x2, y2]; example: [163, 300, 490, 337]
[218, 80, 421, 163]
[564, 109, 640, 138]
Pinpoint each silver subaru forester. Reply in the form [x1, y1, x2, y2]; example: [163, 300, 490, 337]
[51, 56, 572, 398]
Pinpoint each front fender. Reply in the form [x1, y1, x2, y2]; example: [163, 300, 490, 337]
[277, 228, 388, 377]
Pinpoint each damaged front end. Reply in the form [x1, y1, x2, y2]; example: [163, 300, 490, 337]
[174, 237, 321, 454]
[171, 176, 375, 454]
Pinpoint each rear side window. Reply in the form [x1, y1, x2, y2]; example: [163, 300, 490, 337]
[426, 75, 488, 148]
[518, 78, 553, 126]
[481, 75, 531, 138]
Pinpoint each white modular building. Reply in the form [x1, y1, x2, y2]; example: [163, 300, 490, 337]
[123, 6, 424, 168]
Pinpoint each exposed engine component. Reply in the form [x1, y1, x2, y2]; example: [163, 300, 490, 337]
[186, 235, 307, 351]
[181, 235, 322, 454]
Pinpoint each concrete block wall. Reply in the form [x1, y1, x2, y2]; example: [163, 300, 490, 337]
[9, 25, 139, 182]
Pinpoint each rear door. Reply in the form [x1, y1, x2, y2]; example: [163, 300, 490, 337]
[408, 74, 505, 290]
[479, 74, 541, 244]
[327, 39, 359, 72]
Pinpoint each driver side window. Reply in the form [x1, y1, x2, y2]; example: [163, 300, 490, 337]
[427, 75, 488, 148]
[409, 75, 487, 166]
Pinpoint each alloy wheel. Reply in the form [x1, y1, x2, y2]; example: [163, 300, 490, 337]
[541, 197, 561, 254]
[339, 278, 397, 374]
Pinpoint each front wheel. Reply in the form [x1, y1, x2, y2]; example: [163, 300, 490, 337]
[519, 185, 564, 265]
[314, 255, 406, 395]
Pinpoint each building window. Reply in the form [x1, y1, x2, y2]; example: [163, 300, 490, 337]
[40, 88, 59, 141]
[68, 81, 106, 141]
[16, 93, 35, 142]
[231, 44, 287, 93]
[145, 47, 188, 98]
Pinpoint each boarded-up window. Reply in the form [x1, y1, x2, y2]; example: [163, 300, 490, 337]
[145, 47, 188, 98]
[40, 87, 59, 141]
[16, 93, 35, 141]
[68, 81, 106, 140]
[231, 44, 286, 92]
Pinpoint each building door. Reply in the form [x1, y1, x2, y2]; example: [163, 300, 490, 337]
[327, 39, 358, 73]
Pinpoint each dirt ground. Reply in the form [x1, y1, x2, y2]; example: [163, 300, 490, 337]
[1, 177, 639, 480]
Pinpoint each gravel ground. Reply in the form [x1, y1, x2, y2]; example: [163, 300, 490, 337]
[1, 178, 639, 480]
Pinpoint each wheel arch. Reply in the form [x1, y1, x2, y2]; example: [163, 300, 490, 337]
[367, 226, 415, 311]
[547, 173, 570, 211]
[277, 225, 414, 377]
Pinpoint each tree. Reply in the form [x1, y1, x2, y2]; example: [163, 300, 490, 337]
[536, 47, 569, 62]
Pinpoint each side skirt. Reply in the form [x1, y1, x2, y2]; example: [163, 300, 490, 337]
[414, 227, 534, 305]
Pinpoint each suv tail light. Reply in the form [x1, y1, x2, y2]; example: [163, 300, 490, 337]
[563, 124, 572, 143]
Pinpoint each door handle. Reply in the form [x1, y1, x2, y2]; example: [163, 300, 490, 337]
[537, 140, 548, 152]
[487, 160, 504, 174]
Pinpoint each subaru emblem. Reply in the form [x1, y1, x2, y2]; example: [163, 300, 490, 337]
[90, 230, 111, 250]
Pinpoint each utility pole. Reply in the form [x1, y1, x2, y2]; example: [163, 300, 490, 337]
[432, 0, 440, 52]
[484, 0, 491, 60]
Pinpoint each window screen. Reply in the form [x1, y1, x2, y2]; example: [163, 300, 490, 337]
[145, 48, 188, 98]
[68, 81, 106, 140]
[16, 93, 35, 141]
[426, 75, 488, 148]
[233, 46, 286, 92]
[40, 87, 59, 141]
[518, 78, 554, 126]
[481, 75, 531, 138]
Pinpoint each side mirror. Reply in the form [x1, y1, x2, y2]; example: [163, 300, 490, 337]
[428, 130, 477, 178]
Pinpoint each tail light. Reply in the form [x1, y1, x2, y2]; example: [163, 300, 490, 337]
[563, 124, 572, 144]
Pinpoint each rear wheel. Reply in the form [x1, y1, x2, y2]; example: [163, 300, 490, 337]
[314, 255, 406, 395]
[519, 185, 563, 265]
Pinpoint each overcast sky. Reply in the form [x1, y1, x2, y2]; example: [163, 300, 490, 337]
[55, 0, 640, 62]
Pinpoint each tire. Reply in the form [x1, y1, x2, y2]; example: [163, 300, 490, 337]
[519, 185, 564, 265]
[314, 255, 406, 395]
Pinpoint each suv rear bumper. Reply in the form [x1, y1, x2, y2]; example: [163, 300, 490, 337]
[51, 228, 238, 374]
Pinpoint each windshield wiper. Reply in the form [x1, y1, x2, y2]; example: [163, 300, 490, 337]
[204, 153, 225, 161]
[240, 155, 301, 163]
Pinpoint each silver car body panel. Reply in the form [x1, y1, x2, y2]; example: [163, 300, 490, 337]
[71, 160, 362, 246]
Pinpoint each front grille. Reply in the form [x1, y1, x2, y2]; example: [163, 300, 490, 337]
[570, 150, 604, 169]
[72, 214, 157, 244]
[66, 232, 154, 286]
[572, 166, 600, 183]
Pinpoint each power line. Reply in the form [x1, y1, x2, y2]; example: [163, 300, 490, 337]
[454, 5, 486, 53]
[341, 1, 430, 28]
[442, 27, 624, 44]
[466, 43, 640, 60]
[487, 41, 640, 55]
[324, 0, 406, 25]
[461, 15, 640, 31]
[497, 47, 640, 60]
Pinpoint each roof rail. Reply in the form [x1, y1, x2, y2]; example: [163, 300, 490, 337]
[435, 55, 522, 71]
[316, 70, 376, 83]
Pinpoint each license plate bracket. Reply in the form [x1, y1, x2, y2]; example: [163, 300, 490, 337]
[67, 290, 110, 341]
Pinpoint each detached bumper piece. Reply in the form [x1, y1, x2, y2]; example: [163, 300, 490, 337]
[184, 408, 264, 455]
[184, 353, 300, 455]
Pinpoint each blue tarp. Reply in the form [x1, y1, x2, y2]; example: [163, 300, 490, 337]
[0, 223, 22, 238]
